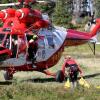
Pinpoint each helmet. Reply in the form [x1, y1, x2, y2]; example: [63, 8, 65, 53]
[33, 35, 38, 40]
[65, 55, 71, 59]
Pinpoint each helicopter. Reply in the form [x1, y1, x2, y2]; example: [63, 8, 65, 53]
[0, 0, 100, 82]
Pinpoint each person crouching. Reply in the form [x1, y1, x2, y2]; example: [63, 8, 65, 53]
[64, 56, 83, 88]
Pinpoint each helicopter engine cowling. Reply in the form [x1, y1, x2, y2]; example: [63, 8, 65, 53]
[15, 8, 30, 20]
[15, 8, 42, 24]
[0, 8, 16, 21]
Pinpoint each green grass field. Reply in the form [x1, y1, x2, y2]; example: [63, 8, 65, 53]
[0, 43, 100, 100]
[0, 82, 100, 100]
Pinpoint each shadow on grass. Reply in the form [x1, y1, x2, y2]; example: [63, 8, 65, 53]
[0, 81, 12, 85]
[21, 72, 100, 83]
[0, 72, 100, 85]
[83, 73, 100, 79]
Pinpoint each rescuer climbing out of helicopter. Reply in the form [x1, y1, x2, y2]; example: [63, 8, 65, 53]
[27, 34, 38, 62]
[11, 35, 18, 58]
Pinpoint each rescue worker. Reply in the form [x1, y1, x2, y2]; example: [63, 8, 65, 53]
[28, 34, 38, 62]
[11, 35, 18, 58]
[63, 56, 83, 88]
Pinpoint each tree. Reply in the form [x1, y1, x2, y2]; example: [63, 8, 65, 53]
[52, 0, 72, 28]
[95, 0, 100, 17]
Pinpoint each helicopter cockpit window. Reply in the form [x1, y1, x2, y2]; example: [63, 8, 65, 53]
[38, 39, 45, 48]
[0, 34, 5, 44]
[46, 35, 54, 48]
[4, 34, 10, 49]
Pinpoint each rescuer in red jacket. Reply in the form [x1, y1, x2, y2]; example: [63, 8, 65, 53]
[27, 34, 38, 62]
[63, 56, 83, 83]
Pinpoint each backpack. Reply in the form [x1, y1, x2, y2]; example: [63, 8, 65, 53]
[68, 64, 78, 73]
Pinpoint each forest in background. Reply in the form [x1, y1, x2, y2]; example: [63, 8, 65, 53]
[0, 0, 100, 28]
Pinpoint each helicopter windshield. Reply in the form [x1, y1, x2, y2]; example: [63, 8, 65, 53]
[0, 33, 5, 44]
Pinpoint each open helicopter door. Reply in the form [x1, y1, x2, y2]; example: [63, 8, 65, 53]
[1, 34, 27, 67]
[3, 34, 25, 58]
[0, 33, 11, 61]
[3, 34, 18, 58]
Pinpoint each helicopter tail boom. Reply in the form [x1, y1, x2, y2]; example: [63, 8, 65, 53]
[65, 19, 100, 46]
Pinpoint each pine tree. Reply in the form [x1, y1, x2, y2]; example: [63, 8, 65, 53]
[95, 0, 100, 17]
[52, 0, 72, 27]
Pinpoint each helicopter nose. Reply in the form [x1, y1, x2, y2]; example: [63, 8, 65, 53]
[0, 46, 11, 62]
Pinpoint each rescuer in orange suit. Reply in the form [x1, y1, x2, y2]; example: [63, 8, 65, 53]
[63, 56, 83, 87]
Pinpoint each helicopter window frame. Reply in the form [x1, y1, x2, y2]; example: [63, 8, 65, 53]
[38, 38, 45, 49]
[46, 35, 55, 49]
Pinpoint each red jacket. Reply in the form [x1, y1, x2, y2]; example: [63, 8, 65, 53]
[63, 58, 83, 74]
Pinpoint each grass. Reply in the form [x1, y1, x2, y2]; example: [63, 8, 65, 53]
[0, 39, 100, 100]
[0, 82, 100, 100]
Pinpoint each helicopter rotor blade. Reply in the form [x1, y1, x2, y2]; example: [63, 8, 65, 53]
[0, 2, 20, 7]
[0, 1, 49, 7]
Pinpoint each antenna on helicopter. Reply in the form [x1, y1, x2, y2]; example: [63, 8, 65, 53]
[0, 2, 20, 7]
